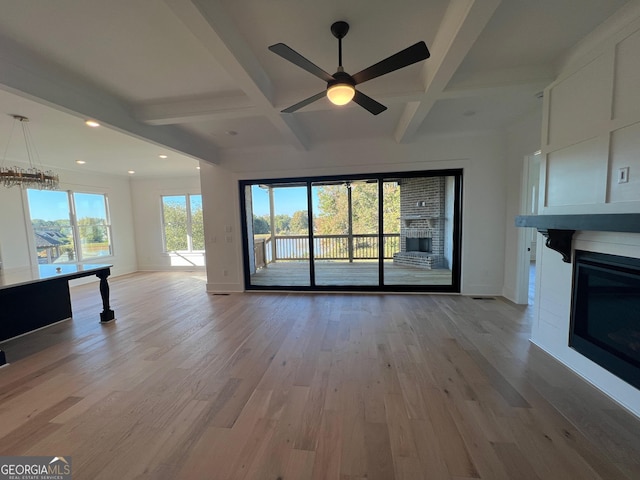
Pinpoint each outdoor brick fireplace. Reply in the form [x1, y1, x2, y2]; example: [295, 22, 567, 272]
[393, 177, 445, 269]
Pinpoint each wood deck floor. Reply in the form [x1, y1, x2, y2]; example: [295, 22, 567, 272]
[1, 272, 639, 479]
[251, 261, 453, 287]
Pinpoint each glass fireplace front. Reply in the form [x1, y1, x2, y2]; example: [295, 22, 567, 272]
[570, 250, 640, 390]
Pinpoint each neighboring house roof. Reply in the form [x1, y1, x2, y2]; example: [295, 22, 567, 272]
[34, 232, 66, 248]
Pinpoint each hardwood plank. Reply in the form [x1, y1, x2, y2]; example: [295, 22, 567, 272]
[311, 410, 342, 480]
[0, 272, 638, 479]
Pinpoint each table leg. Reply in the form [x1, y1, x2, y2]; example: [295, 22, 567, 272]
[0, 349, 6, 366]
[96, 269, 115, 323]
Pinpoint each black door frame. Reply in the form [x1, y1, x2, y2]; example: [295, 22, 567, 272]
[239, 168, 463, 293]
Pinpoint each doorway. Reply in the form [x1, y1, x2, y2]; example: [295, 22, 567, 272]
[518, 152, 541, 305]
[240, 169, 462, 292]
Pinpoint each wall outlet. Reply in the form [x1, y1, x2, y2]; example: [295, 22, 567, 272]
[618, 166, 630, 184]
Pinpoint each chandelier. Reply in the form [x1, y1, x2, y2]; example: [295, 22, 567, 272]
[1, 114, 59, 190]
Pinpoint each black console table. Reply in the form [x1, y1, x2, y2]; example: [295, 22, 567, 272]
[0, 263, 115, 366]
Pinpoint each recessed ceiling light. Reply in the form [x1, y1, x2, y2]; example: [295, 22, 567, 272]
[76, 160, 86, 165]
[85, 119, 100, 127]
[128, 170, 135, 174]
[158, 154, 168, 159]
[196, 166, 201, 170]
[225, 130, 238, 136]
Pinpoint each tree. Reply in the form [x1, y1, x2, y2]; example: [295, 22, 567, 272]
[191, 205, 205, 250]
[290, 210, 309, 234]
[382, 182, 401, 234]
[314, 182, 397, 235]
[351, 183, 378, 234]
[163, 203, 188, 251]
[315, 185, 348, 234]
[253, 215, 270, 234]
[77, 217, 106, 243]
[273, 214, 291, 234]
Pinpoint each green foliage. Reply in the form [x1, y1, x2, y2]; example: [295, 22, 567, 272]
[191, 205, 205, 250]
[163, 202, 188, 251]
[273, 214, 290, 234]
[382, 182, 401, 234]
[315, 185, 348, 234]
[351, 183, 378, 234]
[290, 210, 309, 234]
[314, 182, 400, 235]
[31, 218, 71, 228]
[162, 196, 205, 251]
[78, 217, 107, 243]
[253, 215, 270, 234]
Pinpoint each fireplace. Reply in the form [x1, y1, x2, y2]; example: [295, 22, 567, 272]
[570, 250, 640, 390]
[406, 237, 432, 253]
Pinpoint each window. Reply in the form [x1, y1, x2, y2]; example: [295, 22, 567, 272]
[27, 190, 113, 264]
[161, 194, 204, 252]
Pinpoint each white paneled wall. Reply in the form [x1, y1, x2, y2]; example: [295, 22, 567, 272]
[534, 11, 640, 417]
[542, 15, 640, 213]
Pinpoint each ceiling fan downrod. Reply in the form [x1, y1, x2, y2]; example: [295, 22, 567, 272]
[330, 21, 349, 68]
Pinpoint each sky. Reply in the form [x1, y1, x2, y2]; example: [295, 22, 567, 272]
[251, 185, 319, 217]
[27, 189, 107, 221]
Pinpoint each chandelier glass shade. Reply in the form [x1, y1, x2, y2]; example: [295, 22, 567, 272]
[1, 115, 59, 190]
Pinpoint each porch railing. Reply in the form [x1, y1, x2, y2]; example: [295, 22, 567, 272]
[257, 233, 400, 264]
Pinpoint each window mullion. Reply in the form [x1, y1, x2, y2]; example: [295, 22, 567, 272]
[69, 191, 81, 262]
[186, 194, 193, 252]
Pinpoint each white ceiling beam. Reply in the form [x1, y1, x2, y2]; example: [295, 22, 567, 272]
[165, 0, 310, 150]
[135, 92, 260, 125]
[441, 68, 555, 100]
[442, 65, 555, 98]
[394, 0, 502, 143]
[0, 32, 220, 164]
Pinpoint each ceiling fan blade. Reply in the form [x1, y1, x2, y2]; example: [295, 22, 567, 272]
[282, 91, 326, 113]
[353, 90, 387, 115]
[268, 43, 335, 82]
[352, 41, 430, 85]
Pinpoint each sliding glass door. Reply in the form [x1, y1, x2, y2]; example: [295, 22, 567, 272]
[244, 182, 310, 287]
[240, 169, 462, 292]
[383, 175, 456, 287]
[312, 180, 379, 286]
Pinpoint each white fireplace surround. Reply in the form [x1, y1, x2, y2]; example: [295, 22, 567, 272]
[532, 230, 640, 418]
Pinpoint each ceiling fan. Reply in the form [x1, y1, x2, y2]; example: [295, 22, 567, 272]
[268, 21, 430, 115]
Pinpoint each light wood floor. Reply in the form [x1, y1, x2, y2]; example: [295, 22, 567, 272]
[251, 261, 453, 287]
[1, 272, 639, 479]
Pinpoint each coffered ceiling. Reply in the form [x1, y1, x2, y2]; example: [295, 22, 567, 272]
[0, 0, 630, 177]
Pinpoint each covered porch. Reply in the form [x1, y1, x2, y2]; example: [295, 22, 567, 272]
[250, 259, 452, 287]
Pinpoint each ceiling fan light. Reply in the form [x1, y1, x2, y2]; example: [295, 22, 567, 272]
[327, 83, 355, 106]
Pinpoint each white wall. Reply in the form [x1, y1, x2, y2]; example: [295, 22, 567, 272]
[130, 175, 205, 271]
[200, 131, 510, 296]
[0, 163, 138, 282]
[502, 109, 544, 303]
[200, 161, 243, 292]
[532, 8, 640, 417]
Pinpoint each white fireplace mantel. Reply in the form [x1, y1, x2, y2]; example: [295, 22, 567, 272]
[516, 214, 640, 263]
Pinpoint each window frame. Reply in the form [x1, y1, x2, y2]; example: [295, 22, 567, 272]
[26, 189, 114, 264]
[160, 194, 204, 253]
